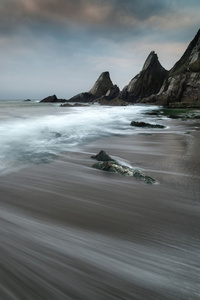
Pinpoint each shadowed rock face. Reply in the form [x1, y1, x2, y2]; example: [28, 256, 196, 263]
[141, 29, 200, 107]
[67, 71, 118, 103]
[89, 72, 114, 98]
[120, 51, 168, 102]
[40, 95, 67, 103]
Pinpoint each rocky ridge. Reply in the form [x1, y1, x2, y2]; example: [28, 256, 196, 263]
[40, 29, 200, 107]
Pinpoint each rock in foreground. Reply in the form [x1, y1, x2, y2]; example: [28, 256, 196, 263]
[130, 121, 165, 128]
[91, 150, 156, 184]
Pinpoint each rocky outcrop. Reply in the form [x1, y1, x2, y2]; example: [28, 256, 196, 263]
[67, 92, 94, 103]
[141, 29, 200, 107]
[120, 51, 168, 102]
[89, 72, 114, 98]
[40, 94, 67, 103]
[67, 71, 119, 103]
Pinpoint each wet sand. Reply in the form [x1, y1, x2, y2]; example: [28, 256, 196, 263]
[0, 122, 200, 299]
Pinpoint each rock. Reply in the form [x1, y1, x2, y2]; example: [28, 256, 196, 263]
[140, 29, 200, 107]
[67, 72, 117, 103]
[89, 71, 114, 98]
[130, 121, 165, 128]
[91, 150, 156, 184]
[60, 102, 88, 107]
[40, 94, 67, 103]
[105, 85, 120, 100]
[120, 51, 168, 102]
[23, 99, 31, 102]
[67, 92, 94, 103]
[91, 150, 115, 162]
[94, 97, 128, 106]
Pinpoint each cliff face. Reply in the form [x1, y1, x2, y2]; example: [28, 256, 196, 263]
[142, 29, 200, 107]
[120, 51, 168, 102]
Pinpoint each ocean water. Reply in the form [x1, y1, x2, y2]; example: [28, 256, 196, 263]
[0, 100, 163, 174]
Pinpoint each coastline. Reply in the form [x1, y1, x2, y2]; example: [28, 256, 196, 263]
[0, 119, 200, 299]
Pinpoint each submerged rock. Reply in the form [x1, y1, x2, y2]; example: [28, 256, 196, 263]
[130, 121, 165, 128]
[91, 150, 156, 184]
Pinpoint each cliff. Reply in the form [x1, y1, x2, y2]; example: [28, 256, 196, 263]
[141, 29, 200, 107]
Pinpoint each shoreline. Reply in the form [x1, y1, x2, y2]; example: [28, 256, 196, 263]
[0, 119, 200, 299]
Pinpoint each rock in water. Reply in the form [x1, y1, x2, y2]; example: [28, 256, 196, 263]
[68, 71, 117, 103]
[40, 94, 67, 103]
[91, 150, 156, 184]
[89, 72, 114, 98]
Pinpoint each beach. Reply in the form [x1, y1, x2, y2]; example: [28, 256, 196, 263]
[0, 114, 200, 299]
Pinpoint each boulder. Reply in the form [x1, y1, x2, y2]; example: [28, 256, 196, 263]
[91, 150, 115, 162]
[91, 150, 156, 184]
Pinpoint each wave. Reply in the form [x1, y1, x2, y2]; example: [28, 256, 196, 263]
[0, 103, 161, 174]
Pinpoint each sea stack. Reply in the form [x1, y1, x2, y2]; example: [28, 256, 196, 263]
[68, 71, 119, 103]
[120, 51, 168, 102]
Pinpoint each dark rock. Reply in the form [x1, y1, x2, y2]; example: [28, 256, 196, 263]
[140, 29, 200, 107]
[67, 72, 116, 103]
[40, 94, 67, 103]
[89, 71, 114, 98]
[120, 51, 168, 102]
[91, 150, 115, 162]
[105, 85, 120, 100]
[23, 99, 31, 102]
[94, 97, 128, 106]
[60, 102, 88, 107]
[68, 92, 94, 103]
[91, 151, 156, 184]
[130, 121, 165, 128]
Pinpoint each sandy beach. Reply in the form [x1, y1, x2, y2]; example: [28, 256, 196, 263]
[0, 120, 200, 299]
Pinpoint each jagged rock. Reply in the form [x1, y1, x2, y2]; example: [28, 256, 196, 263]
[91, 150, 115, 162]
[120, 51, 168, 102]
[67, 92, 94, 103]
[91, 150, 156, 184]
[143, 29, 200, 107]
[40, 94, 67, 103]
[130, 121, 165, 128]
[89, 71, 114, 98]
[67, 71, 116, 103]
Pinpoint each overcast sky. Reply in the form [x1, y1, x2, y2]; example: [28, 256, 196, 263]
[0, 0, 199, 99]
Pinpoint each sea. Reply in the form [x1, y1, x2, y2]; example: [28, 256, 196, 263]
[0, 99, 163, 175]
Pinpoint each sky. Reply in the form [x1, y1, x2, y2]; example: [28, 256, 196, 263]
[0, 0, 199, 100]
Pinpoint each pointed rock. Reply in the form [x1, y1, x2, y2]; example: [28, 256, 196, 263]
[89, 71, 114, 98]
[121, 51, 168, 102]
[67, 71, 117, 103]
